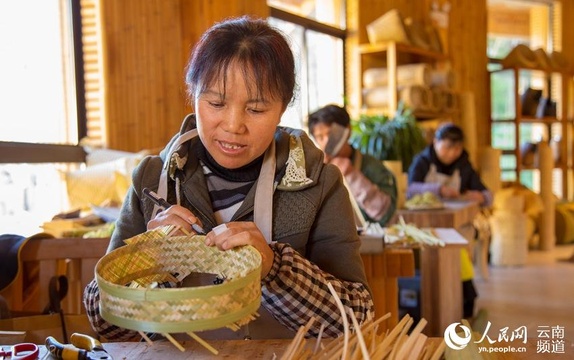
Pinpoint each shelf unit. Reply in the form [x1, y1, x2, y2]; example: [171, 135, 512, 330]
[357, 41, 451, 119]
[489, 66, 571, 198]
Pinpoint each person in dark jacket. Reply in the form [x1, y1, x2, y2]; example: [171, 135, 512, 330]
[407, 123, 492, 207]
[407, 123, 492, 319]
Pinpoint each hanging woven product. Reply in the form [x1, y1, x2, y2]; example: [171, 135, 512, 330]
[95, 225, 262, 353]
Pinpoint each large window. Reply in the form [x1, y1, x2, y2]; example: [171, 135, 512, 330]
[0, 0, 81, 144]
[0, 0, 84, 235]
[268, 1, 346, 130]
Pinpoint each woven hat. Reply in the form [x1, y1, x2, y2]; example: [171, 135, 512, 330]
[366, 9, 411, 45]
[95, 227, 262, 334]
[501, 44, 538, 69]
[533, 48, 551, 70]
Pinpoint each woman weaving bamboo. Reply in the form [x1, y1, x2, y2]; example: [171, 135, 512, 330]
[83, 16, 373, 341]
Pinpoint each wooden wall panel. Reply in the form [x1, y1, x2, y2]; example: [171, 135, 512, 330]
[100, 0, 186, 152]
[446, 0, 488, 147]
[560, 0, 574, 74]
[99, 0, 267, 152]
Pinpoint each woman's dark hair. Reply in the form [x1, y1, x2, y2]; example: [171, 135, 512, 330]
[307, 104, 350, 135]
[434, 123, 464, 143]
[185, 16, 295, 109]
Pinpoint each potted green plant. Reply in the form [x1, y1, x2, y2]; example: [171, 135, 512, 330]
[349, 103, 427, 171]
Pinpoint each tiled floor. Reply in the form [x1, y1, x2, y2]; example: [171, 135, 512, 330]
[473, 243, 574, 340]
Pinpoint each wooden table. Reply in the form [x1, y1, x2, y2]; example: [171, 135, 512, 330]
[419, 228, 467, 337]
[393, 199, 490, 280]
[23, 337, 571, 359]
[16, 236, 109, 314]
[359, 236, 414, 329]
[361, 229, 468, 337]
[393, 200, 480, 231]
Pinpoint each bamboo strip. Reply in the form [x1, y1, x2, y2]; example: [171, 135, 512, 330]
[187, 332, 219, 355]
[327, 282, 350, 359]
[393, 318, 427, 359]
[162, 332, 184, 352]
[347, 308, 369, 360]
[138, 331, 153, 345]
[407, 333, 428, 359]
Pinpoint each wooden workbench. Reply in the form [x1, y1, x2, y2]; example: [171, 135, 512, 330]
[24, 337, 571, 359]
[361, 229, 468, 337]
[359, 236, 414, 329]
[393, 200, 480, 231]
[393, 199, 490, 280]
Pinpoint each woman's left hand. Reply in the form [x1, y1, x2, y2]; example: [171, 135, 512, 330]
[204, 222, 274, 279]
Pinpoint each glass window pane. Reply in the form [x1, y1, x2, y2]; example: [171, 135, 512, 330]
[0, 0, 77, 144]
[268, 0, 345, 29]
[306, 30, 344, 113]
[269, 17, 345, 130]
[490, 70, 516, 120]
[501, 170, 517, 182]
[500, 154, 516, 170]
[0, 163, 73, 236]
[268, 18, 305, 129]
[491, 123, 516, 150]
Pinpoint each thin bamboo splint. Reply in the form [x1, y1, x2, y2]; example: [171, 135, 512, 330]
[280, 282, 445, 360]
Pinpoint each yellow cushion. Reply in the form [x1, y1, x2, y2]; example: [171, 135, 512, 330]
[65, 155, 142, 210]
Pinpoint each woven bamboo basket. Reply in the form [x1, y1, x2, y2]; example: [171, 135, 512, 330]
[95, 228, 262, 334]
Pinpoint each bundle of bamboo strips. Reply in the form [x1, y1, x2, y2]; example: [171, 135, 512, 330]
[278, 283, 445, 360]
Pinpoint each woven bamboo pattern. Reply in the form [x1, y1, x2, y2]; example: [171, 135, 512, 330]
[95, 227, 262, 334]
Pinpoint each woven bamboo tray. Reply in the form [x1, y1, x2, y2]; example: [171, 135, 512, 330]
[95, 228, 262, 334]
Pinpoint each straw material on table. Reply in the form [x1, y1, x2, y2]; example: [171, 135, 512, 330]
[95, 227, 262, 334]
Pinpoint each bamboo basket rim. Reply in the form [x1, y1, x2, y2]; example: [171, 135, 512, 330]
[95, 227, 262, 333]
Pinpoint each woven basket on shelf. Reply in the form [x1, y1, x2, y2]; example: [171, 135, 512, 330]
[95, 227, 262, 334]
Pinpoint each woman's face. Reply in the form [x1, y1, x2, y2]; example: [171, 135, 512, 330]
[194, 62, 284, 169]
[310, 123, 331, 153]
[433, 139, 463, 165]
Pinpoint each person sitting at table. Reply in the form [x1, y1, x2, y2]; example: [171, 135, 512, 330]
[83, 16, 374, 341]
[407, 123, 493, 207]
[407, 122, 492, 319]
[308, 104, 397, 228]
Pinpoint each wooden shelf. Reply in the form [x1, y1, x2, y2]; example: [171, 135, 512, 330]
[358, 41, 452, 118]
[489, 67, 571, 198]
[492, 116, 562, 124]
[359, 42, 447, 61]
[360, 106, 455, 120]
[490, 65, 572, 76]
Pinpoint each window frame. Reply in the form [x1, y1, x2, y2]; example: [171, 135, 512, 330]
[0, 0, 86, 164]
[269, 5, 347, 120]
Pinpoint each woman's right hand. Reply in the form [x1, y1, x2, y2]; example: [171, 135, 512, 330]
[147, 204, 204, 235]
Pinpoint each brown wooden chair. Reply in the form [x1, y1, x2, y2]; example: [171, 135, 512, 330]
[3, 235, 109, 314]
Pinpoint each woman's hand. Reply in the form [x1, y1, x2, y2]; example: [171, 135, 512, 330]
[440, 185, 460, 199]
[147, 204, 204, 235]
[204, 222, 274, 279]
